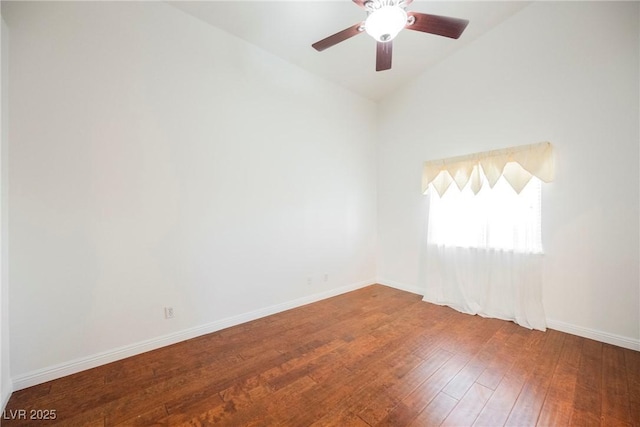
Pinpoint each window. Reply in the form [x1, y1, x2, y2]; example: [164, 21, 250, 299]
[422, 144, 552, 330]
[427, 166, 542, 254]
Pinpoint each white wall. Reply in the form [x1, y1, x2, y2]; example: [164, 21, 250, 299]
[3, 1, 377, 385]
[377, 1, 640, 348]
[1, 14, 12, 407]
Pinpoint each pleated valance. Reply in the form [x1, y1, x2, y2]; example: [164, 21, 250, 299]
[422, 142, 555, 196]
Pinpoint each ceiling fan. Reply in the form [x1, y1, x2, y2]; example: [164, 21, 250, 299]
[312, 0, 469, 72]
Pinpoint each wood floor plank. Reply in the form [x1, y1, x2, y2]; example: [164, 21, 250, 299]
[569, 410, 602, 427]
[473, 327, 547, 426]
[355, 352, 426, 425]
[441, 382, 493, 426]
[444, 322, 515, 400]
[374, 348, 454, 426]
[357, 349, 448, 425]
[602, 343, 633, 425]
[233, 375, 317, 426]
[377, 350, 464, 425]
[306, 317, 431, 425]
[569, 338, 604, 425]
[537, 334, 584, 426]
[625, 348, 640, 426]
[3, 285, 638, 427]
[442, 360, 488, 401]
[423, 317, 508, 407]
[409, 392, 458, 427]
[475, 323, 530, 390]
[504, 328, 566, 426]
[2, 383, 52, 411]
[113, 405, 167, 426]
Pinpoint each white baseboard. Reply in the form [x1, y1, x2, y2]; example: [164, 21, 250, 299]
[377, 278, 424, 296]
[12, 279, 375, 391]
[378, 278, 640, 352]
[546, 318, 640, 351]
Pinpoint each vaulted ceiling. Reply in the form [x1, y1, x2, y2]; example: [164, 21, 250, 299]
[168, 1, 532, 101]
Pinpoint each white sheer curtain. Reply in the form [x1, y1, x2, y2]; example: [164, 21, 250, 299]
[423, 170, 547, 331]
[423, 246, 546, 330]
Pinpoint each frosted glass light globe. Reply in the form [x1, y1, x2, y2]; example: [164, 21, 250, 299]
[364, 6, 408, 42]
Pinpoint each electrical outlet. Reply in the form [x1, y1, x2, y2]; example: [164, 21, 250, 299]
[323, 273, 329, 282]
[307, 277, 312, 285]
[164, 307, 174, 319]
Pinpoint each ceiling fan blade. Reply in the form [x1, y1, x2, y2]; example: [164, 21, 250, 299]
[406, 12, 469, 39]
[376, 41, 392, 72]
[312, 23, 363, 52]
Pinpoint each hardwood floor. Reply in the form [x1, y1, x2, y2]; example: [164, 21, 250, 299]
[3, 285, 639, 426]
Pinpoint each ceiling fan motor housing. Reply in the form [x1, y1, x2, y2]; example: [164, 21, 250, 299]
[364, 0, 409, 42]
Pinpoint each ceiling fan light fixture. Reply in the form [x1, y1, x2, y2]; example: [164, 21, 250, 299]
[364, 6, 407, 42]
[311, 0, 469, 72]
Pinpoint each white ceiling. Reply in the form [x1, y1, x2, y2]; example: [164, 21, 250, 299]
[168, 1, 531, 101]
